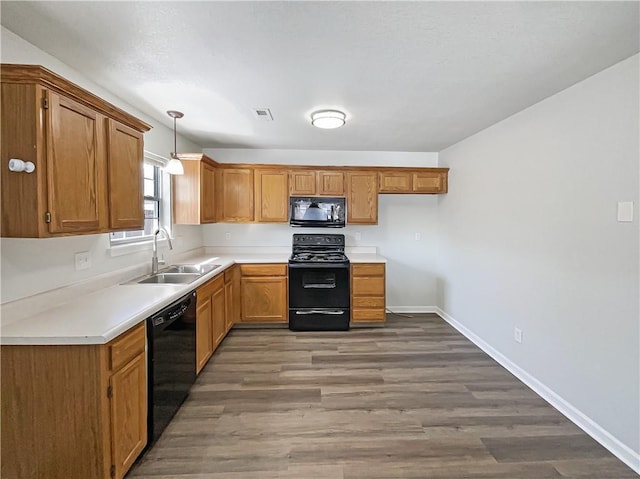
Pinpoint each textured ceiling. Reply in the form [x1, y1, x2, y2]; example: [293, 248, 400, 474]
[1, 1, 638, 151]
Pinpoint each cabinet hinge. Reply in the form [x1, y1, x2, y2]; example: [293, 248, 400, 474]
[41, 97, 49, 109]
[107, 384, 113, 398]
[110, 465, 115, 478]
[44, 212, 51, 224]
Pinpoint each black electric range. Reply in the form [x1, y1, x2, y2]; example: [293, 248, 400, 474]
[288, 234, 350, 331]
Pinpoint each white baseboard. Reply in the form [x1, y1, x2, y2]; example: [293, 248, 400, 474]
[433, 307, 640, 474]
[386, 306, 439, 314]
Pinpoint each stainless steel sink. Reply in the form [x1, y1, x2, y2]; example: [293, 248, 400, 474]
[125, 263, 222, 285]
[136, 273, 202, 284]
[163, 264, 221, 275]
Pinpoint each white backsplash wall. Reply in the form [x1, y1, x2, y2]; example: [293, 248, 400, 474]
[203, 194, 439, 311]
[437, 55, 639, 463]
[0, 27, 205, 304]
[0, 225, 203, 304]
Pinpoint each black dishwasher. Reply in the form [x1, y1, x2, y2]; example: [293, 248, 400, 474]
[147, 291, 196, 444]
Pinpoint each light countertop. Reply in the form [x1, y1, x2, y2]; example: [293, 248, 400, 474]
[1, 250, 386, 346]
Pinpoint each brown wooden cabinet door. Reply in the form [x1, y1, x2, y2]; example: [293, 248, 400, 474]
[224, 277, 234, 333]
[379, 171, 412, 193]
[290, 170, 316, 195]
[255, 169, 288, 222]
[196, 298, 213, 374]
[412, 171, 447, 193]
[232, 265, 242, 324]
[318, 171, 344, 196]
[107, 119, 144, 230]
[220, 168, 254, 222]
[110, 351, 147, 479]
[201, 162, 217, 223]
[241, 276, 288, 323]
[46, 91, 105, 233]
[346, 171, 378, 224]
[212, 284, 226, 346]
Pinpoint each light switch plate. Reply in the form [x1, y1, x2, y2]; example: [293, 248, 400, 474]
[617, 201, 634, 222]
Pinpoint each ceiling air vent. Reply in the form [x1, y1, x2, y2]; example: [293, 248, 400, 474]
[252, 108, 273, 121]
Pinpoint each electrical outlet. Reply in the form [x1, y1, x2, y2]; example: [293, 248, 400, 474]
[355, 232, 361, 241]
[74, 251, 91, 271]
[415, 233, 422, 241]
[225, 232, 231, 241]
[514, 327, 523, 344]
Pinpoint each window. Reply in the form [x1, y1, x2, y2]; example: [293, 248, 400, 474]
[110, 163, 163, 245]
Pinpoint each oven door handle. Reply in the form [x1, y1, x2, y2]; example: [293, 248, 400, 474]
[303, 283, 336, 289]
[295, 310, 345, 315]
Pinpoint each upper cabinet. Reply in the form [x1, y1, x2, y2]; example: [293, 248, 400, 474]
[289, 169, 345, 196]
[218, 168, 254, 222]
[0, 64, 150, 238]
[173, 154, 217, 225]
[379, 169, 448, 194]
[255, 169, 288, 222]
[107, 119, 144, 230]
[289, 170, 316, 195]
[317, 171, 345, 196]
[346, 171, 378, 224]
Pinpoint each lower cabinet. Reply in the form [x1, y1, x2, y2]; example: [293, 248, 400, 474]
[0, 322, 147, 479]
[351, 263, 386, 323]
[196, 273, 225, 374]
[240, 264, 288, 323]
[224, 265, 241, 333]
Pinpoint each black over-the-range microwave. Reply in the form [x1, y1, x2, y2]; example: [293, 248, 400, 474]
[289, 196, 346, 228]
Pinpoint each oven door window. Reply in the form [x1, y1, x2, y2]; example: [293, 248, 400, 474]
[289, 266, 349, 309]
[302, 271, 336, 289]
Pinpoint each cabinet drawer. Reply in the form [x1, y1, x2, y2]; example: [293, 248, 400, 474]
[352, 309, 386, 322]
[240, 264, 287, 276]
[352, 296, 385, 309]
[197, 274, 224, 305]
[352, 263, 385, 277]
[352, 276, 385, 296]
[109, 322, 145, 372]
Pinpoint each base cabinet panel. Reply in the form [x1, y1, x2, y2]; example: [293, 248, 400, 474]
[351, 263, 386, 323]
[0, 322, 146, 479]
[110, 351, 147, 479]
[196, 299, 214, 374]
[240, 264, 288, 323]
[196, 274, 226, 373]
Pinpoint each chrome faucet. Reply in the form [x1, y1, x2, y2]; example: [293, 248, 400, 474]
[151, 227, 173, 274]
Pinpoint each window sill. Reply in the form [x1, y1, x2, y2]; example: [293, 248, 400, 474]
[109, 238, 169, 257]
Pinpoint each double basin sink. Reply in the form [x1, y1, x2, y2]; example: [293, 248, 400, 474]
[129, 263, 222, 284]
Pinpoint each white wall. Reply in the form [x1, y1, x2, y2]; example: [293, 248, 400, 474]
[437, 54, 639, 462]
[0, 27, 204, 303]
[202, 149, 440, 310]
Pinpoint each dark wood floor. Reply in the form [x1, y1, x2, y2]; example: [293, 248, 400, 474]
[128, 314, 636, 478]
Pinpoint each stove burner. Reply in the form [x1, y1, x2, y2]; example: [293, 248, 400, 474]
[290, 252, 349, 263]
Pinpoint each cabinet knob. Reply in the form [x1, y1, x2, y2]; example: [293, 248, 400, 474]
[8, 159, 35, 173]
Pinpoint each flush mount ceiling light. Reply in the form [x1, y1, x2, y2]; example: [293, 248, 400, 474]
[165, 110, 185, 175]
[311, 109, 346, 129]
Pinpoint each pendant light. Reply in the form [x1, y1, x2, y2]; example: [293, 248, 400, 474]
[165, 110, 185, 175]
